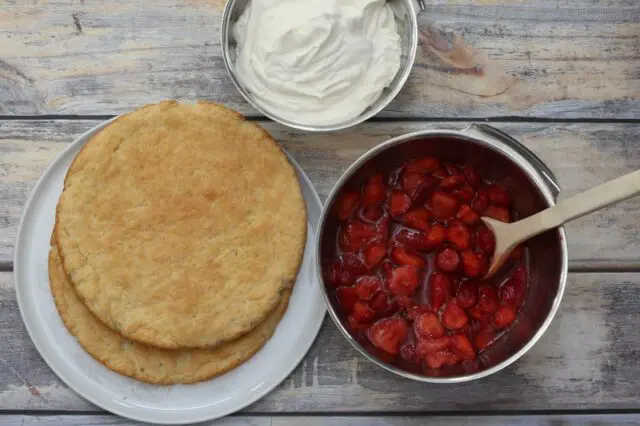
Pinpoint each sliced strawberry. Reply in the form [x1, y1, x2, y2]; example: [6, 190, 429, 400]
[440, 175, 465, 189]
[456, 280, 478, 308]
[391, 247, 426, 268]
[494, 305, 517, 328]
[337, 192, 360, 221]
[436, 248, 460, 272]
[361, 206, 384, 222]
[414, 312, 445, 339]
[403, 171, 426, 199]
[430, 191, 459, 219]
[425, 223, 446, 250]
[341, 253, 368, 277]
[389, 191, 412, 217]
[371, 292, 397, 316]
[452, 185, 475, 202]
[513, 265, 527, 283]
[363, 244, 386, 270]
[475, 328, 497, 351]
[500, 281, 518, 306]
[472, 188, 489, 214]
[405, 157, 440, 174]
[484, 205, 510, 223]
[339, 221, 382, 252]
[366, 316, 409, 355]
[355, 276, 384, 300]
[478, 285, 499, 314]
[488, 184, 510, 207]
[442, 302, 468, 330]
[395, 294, 416, 309]
[398, 207, 431, 232]
[400, 343, 419, 363]
[456, 204, 480, 225]
[451, 334, 476, 360]
[461, 166, 481, 187]
[476, 226, 496, 255]
[468, 305, 486, 321]
[425, 350, 450, 369]
[347, 315, 367, 332]
[362, 173, 386, 208]
[428, 272, 451, 310]
[405, 304, 433, 321]
[352, 301, 376, 323]
[336, 286, 358, 312]
[446, 220, 471, 250]
[394, 229, 430, 251]
[388, 265, 420, 296]
[461, 250, 485, 278]
[416, 337, 451, 357]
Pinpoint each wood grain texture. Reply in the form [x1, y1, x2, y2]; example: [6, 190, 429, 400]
[1, 270, 640, 412]
[0, 1, 637, 118]
[2, 120, 640, 265]
[2, 414, 640, 426]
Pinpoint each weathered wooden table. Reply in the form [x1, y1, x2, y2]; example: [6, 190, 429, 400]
[1, 1, 639, 425]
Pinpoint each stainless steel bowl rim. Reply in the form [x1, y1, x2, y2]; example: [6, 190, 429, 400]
[315, 123, 569, 383]
[220, 0, 420, 132]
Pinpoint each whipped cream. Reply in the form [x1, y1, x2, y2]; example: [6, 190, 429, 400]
[232, 0, 402, 126]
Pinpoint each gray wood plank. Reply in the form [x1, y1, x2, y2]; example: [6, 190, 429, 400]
[2, 414, 640, 426]
[2, 271, 640, 411]
[2, 120, 640, 266]
[0, 1, 637, 118]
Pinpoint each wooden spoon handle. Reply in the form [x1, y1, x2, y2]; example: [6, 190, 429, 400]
[516, 169, 640, 241]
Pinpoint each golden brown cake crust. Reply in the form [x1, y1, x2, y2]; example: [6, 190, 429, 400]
[55, 100, 306, 349]
[48, 247, 290, 385]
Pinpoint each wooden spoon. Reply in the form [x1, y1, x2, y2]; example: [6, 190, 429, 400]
[482, 170, 640, 278]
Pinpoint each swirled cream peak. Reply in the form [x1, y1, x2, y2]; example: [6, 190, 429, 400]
[232, 0, 402, 126]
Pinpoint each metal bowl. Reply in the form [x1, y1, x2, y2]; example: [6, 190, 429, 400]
[315, 124, 569, 383]
[221, 0, 422, 132]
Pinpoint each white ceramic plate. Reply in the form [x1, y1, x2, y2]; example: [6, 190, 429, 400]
[14, 118, 326, 424]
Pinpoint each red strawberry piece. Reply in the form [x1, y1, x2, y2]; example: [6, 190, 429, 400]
[452, 185, 475, 202]
[361, 205, 384, 222]
[414, 312, 445, 339]
[335, 286, 358, 312]
[337, 192, 360, 221]
[405, 304, 433, 321]
[468, 305, 485, 321]
[494, 305, 517, 328]
[440, 175, 465, 189]
[425, 351, 450, 369]
[488, 184, 510, 207]
[389, 191, 412, 217]
[339, 221, 382, 252]
[436, 248, 460, 272]
[446, 220, 471, 250]
[363, 244, 386, 270]
[472, 188, 489, 214]
[341, 253, 368, 277]
[371, 292, 397, 316]
[362, 173, 386, 208]
[398, 207, 432, 232]
[416, 337, 451, 357]
[325, 260, 343, 287]
[451, 334, 476, 360]
[391, 247, 426, 268]
[388, 265, 420, 296]
[428, 272, 451, 310]
[405, 157, 440, 174]
[366, 316, 409, 354]
[400, 343, 419, 363]
[475, 328, 497, 351]
[352, 301, 376, 323]
[456, 204, 480, 225]
[461, 251, 485, 278]
[513, 265, 527, 283]
[500, 281, 518, 306]
[478, 285, 499, 314]
[432, 168, 448, 179]
[476, 226, 496, 255]
[425, 223, 446, 249]
[430, 191, 459, 219]
[444, 162, 460, 176]
[442, 302, 468, 330]
[394, 229, 429, 251]
[484, 205, 510, 223]
[347, 315, 367, 332]
[403, 171, 426, 199]
[395, 295, 416, 309]
[456, 280, 478, 308]
[355, 276, 384, 300]
[461, 166, 481, 187]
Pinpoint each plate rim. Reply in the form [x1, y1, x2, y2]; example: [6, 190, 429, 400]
[13, 117, 326, 424]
